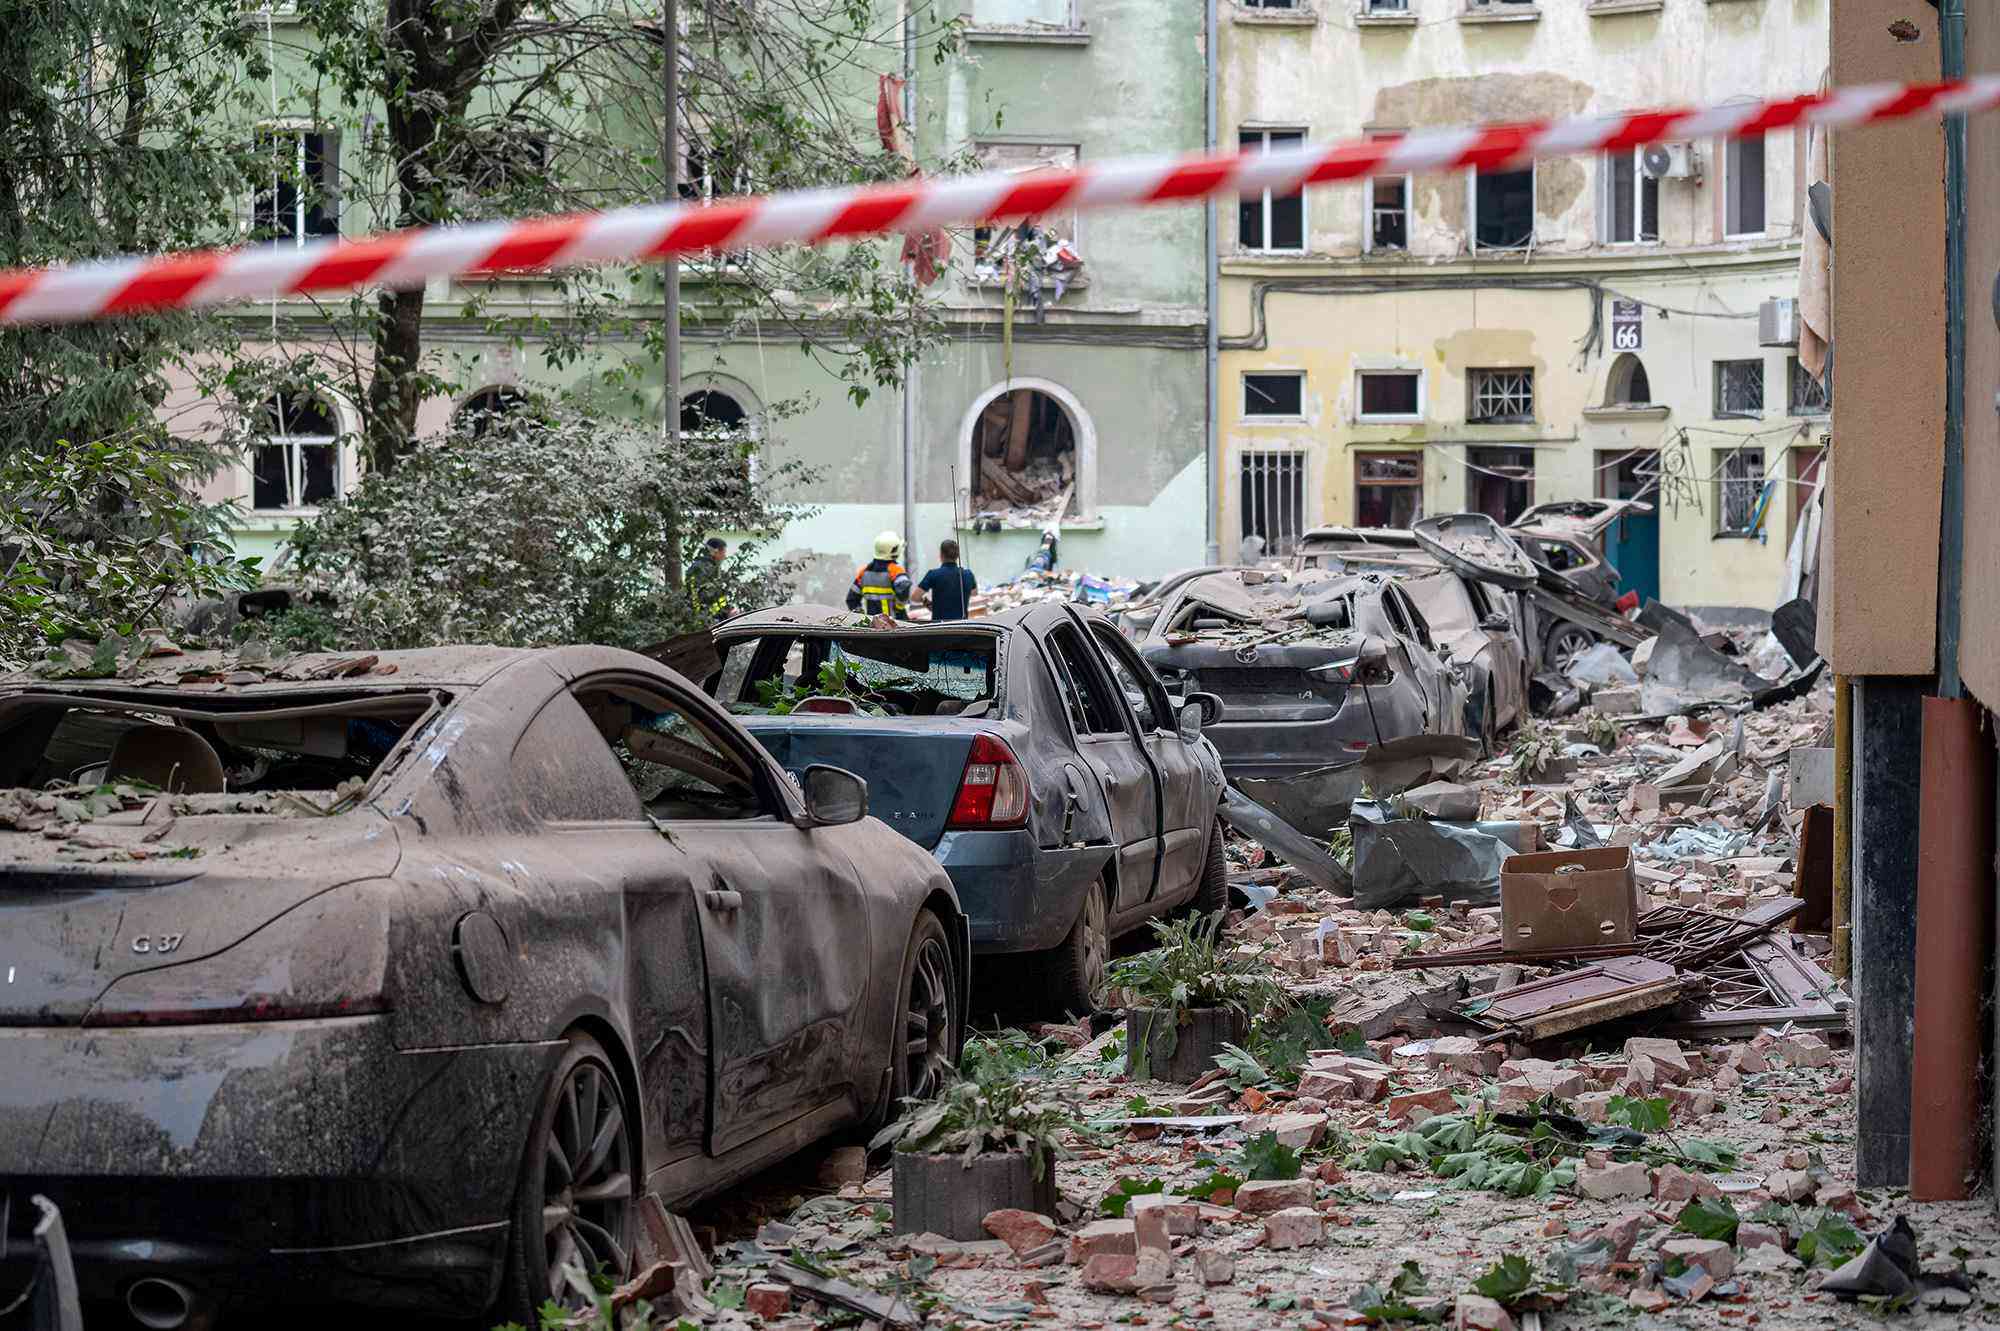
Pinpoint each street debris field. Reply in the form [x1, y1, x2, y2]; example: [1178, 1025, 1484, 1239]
[595, 631, 1992, 1331]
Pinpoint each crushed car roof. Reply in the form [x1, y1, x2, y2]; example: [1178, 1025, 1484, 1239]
[1, 644, 537, 692]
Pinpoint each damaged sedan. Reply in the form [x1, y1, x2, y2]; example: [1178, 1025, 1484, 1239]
[1136, 569, 1473, 783]
[0, 646, 967, 1324]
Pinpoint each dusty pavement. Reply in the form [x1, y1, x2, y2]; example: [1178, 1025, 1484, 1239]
[652, 686, 2000, 1331]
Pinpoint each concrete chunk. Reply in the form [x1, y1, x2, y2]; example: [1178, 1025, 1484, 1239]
[1262, 1206, 1323, 1250]
[1576, 1161, 1651, 1200]
[1234, 1178, 1314, 1213]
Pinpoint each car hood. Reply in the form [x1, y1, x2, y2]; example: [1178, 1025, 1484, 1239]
[1511, 498, 1655, 543]
[1410, 514, 1540, 590]
[0, 796, 400, 1024]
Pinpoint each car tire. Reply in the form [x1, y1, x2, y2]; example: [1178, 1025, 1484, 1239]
[1042, 879, 1110, 1019]
[1479, 683, 1498, 756]
[1191, 815, 1230, 919]
[498, 1033, 637, 1323]
[1544, 622, 1597, 677]
[891, 910, 962, 1106]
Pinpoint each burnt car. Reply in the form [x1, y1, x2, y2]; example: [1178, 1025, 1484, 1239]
[1136, 568, 1471, 782]
[704, 602, 1229, 1015]
[0, 646, 966, 1324]
[1509, 499, 1656, 671]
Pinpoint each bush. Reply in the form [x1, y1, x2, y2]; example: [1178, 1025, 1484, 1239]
[276, 408, 818, 651]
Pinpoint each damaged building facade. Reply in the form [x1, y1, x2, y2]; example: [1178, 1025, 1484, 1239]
[178, 0, 1208, 593]
[1215, 0, 1830, 616]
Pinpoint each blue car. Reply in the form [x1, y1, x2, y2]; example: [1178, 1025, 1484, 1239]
[707, 601, 1229, 1014]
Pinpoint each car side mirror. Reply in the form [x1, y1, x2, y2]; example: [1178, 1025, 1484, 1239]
[802, 764, 868, 825]
[1480, 613, 1511, 632]
[1180, 691, 1224, 742]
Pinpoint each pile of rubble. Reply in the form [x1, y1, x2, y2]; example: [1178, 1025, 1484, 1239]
[964, 569, 1137, 617]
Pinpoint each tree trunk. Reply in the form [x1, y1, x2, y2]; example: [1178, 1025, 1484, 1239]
[366, 285, 427, 471]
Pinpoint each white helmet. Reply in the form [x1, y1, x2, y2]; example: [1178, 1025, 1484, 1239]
[874, 530, 904, 560]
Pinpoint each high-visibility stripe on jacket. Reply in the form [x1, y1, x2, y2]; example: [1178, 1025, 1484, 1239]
[852, 560, 910, 617]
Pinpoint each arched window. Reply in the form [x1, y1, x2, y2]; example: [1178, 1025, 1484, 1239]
[1604, 353, 1652, 407]
[252, 389, 343, 511]
[456, 386, 530, 437]
[968, 388, 1080, 520]
[681, 389, 748, 433]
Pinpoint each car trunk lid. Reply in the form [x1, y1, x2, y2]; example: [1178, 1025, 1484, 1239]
[737, 719, 981, 850]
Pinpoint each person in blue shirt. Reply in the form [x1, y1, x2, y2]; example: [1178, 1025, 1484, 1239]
[915, 540, 978, 621]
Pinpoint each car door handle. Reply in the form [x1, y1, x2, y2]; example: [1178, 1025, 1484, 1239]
[703, 888, 743, 911]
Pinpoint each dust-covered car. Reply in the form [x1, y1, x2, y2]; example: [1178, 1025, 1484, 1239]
[0, 646, 966, 1324]
[703, 603, 1230, 1014]
[1136, 568, 1471, 782]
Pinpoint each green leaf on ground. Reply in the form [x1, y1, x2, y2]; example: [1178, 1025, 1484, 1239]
[1675, 1196, 1740, 1243]
[1237, 1132, 1303, 1181]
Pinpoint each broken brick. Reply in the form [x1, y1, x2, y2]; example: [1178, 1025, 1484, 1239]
[1387, 1087, 1460, 1121]
[1661, 1237, 1736, 1280]
[1454, 1293, 1517, 1331]
[1623, 1037, 1693, 1084]
[1262, 1206, 1323, 1250]
[983, 1209, 1060, 1258]
[745, 1283, 791, 1319]
[1195, 1249, 1236, 1285]
[1067, 1218, 1136, 1262]
[1737, 1223, 1785, 1252]
[1576, 1161, 1651, 1200]
[1234, 1178, 1314, 1213]
[1766, 1170, 1815, 1203]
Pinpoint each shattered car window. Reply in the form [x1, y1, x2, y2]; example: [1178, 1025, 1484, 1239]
[575, 685, 769, 821]
[717, 633, 998, 718]
[1401, 573, 1477, 636]
[0, 691, 435, 815]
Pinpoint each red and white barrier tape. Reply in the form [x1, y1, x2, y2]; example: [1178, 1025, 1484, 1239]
[4, 75, 1995, 327]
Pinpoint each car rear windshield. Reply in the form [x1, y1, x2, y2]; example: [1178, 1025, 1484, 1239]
[712, 633, 998, 718]
[0, 690, 438, 809]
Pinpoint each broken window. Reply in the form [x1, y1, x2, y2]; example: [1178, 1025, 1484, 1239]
[1364, 0, 1410, 11]
[1242, 372, 1304, 419]
[252, 127, 338, 245]
[682, 390, 748, 432]
[1787, 356, 1829, 416]
[1358, 370, 1421, 420]
[1604, 353, 1651, 406]
[1471, 164, 1533, 250]
[1714, 359, 1764, 418]
[1355, 451, 1422, 527]
[1725, 132, 1766, 237]
[1467, 446, 1534, 523]
[1601, 147, 1659, 244]
[679, 132, 751, 202]
[566, 684, 769, 821]
[1239, 449, 1306, 559]
[971, 143, 1080, 267]
[970, 387, 1079, 523]
[251, 389, 343, 511]
[455, 386, 531, 438]
[1240, 0, 1299, 8]
[1714, 447, 1767, 536]
[1597, 448, 1655, 503]
[0, 689, 433, 798]
[712, 632, 998, 719]
[1366, 148, 1409, 251]
[1468, 368, 1534, 423]
[1237, 129, 1306, 253]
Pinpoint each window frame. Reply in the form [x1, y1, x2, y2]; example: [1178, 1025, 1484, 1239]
[565, 671, 794, 822]
[1467, 162, 1536, 252]
[1787, 356, 1830, 418]
[1712, 446, 1769, 539]
[249, 388, 346, 514]
[1353, 449, 1424, 528]
[1599, 146, 1660, 246]
[1238, 447, 1311, 559]
[1723, 131, 1768, 239]
[1713, 358, 1766, 420]
[1355, 369, 1425, 423]
[1237, 127, 1308, 254]
[1242, 370, 1306, 421]
[251, 124, 339, 247]
[1364, 132, 1410, 252]
[1467, 368, 1535, 425]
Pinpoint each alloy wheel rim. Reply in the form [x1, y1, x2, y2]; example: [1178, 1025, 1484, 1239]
[540, 1062, 634, 1307]
[1553, 633, 1592, 674]
[1080, 892, 1108, 1000]
[904, 936, 956, 1099]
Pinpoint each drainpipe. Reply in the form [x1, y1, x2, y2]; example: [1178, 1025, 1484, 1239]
[1907, 0, 1989, 1204]
[1203, 0, 1221, 565]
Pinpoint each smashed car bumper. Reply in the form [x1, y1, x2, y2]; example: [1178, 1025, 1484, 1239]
[0, 1014, 546, 1312]
[932, 831, 1107, 953]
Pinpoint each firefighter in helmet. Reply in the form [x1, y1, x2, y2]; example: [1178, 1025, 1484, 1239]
[847, 530, 913, 618]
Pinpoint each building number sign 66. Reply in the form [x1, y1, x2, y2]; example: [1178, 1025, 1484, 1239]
[1611, 299, 1643, 352]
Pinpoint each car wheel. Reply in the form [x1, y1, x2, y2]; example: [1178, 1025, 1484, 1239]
[893, 910, 961, 1104]
[1043, 881, 1109, 1018]
[500, 1034, 636, 1321]
[1544, 622, 1596, 677]
[1476, 683, 1498, 756]
[1191, 815, 1230, 918]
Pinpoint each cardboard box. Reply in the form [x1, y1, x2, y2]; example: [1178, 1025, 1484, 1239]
[1499, 846, 1638, 953]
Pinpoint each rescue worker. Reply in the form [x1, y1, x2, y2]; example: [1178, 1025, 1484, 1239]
[685, 536, 731, 621]
[847, 531, 913, 618]
[914, 539, 977, 622]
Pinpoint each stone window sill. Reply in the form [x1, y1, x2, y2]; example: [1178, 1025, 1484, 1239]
[1233, 5, 1319, 25]
[1356, 10, 1419, 24]
[1589, 0, 1663, 13]
[964, 25, 1090, 45]
[1460, 4, 1540, 21]
[1583, 405, 1671, 421]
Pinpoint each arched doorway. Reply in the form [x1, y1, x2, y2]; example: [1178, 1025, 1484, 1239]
[959, 380, 1094, 524]
[455, 385, 532, 437]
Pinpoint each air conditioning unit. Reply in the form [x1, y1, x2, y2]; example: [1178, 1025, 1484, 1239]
[1759, 297, 1800, 348]
[1641, 142, 1698, 180]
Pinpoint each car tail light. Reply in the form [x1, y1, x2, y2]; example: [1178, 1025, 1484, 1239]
[947, 734, 1030, 830]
